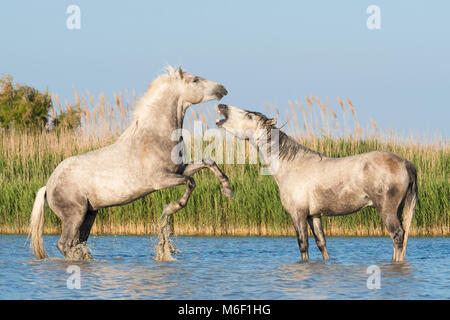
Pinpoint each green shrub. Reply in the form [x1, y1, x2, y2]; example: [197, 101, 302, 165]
[0, 75, 52, 130]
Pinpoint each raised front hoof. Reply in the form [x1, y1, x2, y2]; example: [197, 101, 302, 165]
[221, 188, 235, 200]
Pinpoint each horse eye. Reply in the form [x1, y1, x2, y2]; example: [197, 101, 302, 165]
[193, 77, 199, 83]
[246, 114, 253, 119]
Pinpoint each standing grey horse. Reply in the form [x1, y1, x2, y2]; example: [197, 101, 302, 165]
[29, 67, 233, 261]
[216, 104, 417, 262]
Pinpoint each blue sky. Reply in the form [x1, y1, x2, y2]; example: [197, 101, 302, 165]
[0, 1, 448, 138]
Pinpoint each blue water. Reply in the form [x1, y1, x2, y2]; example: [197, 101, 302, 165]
[0, 235, 448, 299]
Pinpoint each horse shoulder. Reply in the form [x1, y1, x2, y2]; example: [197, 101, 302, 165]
[276, 171, 311, 213]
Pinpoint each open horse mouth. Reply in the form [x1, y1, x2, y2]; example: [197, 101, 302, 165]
[216, 104, 229, 127]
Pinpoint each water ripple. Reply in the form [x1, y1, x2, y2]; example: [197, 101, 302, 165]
[0, 235, 448, 299]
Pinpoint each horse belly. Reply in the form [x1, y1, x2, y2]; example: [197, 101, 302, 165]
[88, 179, 153, 210]
[73, 163, 154, 210]
[310, 185, 372, 217]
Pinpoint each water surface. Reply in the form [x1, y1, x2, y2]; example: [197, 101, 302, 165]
[0, 235, 448, 299]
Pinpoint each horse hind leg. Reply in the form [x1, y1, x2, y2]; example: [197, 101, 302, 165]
[77, 208, 97, 259]
[58, 218, 93, 261]
[51, 195, 92, 261]
[79, 207, 97, 243]
[378, 203, 405, 262]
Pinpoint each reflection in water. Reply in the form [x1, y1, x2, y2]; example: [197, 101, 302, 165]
[380, 261, 413, 275]
[88, 262, 192, 299]
[275, 260, 416, 299]
[276, 261, 365, 299]
[0, 235, 448, 299]
[27, 258, 190, 299]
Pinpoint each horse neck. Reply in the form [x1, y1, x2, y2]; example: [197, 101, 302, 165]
[143, 95, 184, 134]
[253, 129, 322, 179]
[120, 85, 185, 142]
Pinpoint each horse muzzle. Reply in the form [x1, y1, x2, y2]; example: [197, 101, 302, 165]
[213, 85, 228, 100]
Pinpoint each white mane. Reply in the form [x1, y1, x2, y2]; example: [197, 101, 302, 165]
[120, 65, 183, 138]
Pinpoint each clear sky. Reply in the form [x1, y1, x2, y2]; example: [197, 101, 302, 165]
[0, 1, 448, 138]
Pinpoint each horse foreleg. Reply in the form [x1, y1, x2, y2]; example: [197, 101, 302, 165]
[182, 159, 234, 199]
[308, 216, 330, 260]
[292, 210, 309, 262]
[155, 174, 196, 261]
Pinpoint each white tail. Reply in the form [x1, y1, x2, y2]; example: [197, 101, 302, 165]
[29, 186, 48, 259]
[401, 162, 417, 261]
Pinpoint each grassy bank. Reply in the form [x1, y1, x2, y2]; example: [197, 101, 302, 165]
[0, 93, 448, 236]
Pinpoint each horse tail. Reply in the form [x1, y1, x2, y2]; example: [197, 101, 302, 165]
[29, 186, 48, 259]
[401, 161, 417, 261]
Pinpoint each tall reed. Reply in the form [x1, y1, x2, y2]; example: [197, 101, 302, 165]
[0, 91, 448, 236]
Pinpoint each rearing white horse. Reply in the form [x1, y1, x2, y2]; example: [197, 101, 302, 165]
[29, 67, 233, 261]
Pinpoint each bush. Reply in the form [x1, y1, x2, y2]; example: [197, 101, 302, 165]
[0, 75, 81, 131]
[0, 75, 52, 130]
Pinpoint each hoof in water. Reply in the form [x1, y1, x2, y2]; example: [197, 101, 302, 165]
[154, 242, 177, 261]
[154, 235, 178, 261]
[65, 244, 94, 261]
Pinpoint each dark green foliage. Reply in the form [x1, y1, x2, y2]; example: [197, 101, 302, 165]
[0, 75, 81, 131]
[0, 75, 52, 130]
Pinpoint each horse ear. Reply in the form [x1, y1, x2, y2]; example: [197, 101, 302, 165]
[268, 118, 277, 126]
[178, 67, 184, 79]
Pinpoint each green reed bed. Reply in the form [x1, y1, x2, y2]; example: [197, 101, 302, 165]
[0, 129, 448, 236]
